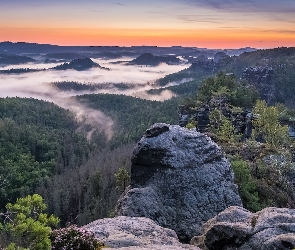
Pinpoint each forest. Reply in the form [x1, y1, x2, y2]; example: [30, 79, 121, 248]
[1, 47, 295, 249]
[183, 73, 295, 211]
[158, 47, 295, 109]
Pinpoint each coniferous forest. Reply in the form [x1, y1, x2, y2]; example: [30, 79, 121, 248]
[1, 46, 295, 249]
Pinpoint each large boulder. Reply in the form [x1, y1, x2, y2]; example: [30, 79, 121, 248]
[191, 206, 295, 250]
[115, 123, 242, 242]
[83, 216, 198, 249]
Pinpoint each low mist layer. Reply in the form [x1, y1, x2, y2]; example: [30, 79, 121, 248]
[0, 58, 187, 139]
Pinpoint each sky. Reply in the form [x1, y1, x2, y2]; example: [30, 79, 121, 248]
[1, 0, 295, 48]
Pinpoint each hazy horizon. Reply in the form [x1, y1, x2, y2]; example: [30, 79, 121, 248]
[1, 0, 294, 49]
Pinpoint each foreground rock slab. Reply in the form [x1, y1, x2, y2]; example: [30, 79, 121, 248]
[116, 123, 242, 242]
[191, 206, 295, 250]
[83, 216, 198, 249]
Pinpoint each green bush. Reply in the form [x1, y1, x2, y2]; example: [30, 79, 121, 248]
[230, 156, 261, 212]
[0, 194, 59, 250]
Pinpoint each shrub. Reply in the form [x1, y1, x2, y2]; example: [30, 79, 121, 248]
[0, 194, 59, 250]
[230, 156, 261, 212]
[50, 224, 103, 250]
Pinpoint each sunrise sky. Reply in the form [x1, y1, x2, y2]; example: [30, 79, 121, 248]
[1, 0, 295, 48]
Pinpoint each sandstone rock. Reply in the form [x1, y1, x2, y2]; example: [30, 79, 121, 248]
[116, 123, 242, 242]
[83, 216, 198, 249]
[191, 206, 295, 250]
[241, 66, 275, 103]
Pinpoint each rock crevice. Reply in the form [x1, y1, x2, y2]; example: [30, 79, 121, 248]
[116, 123, 242, 242]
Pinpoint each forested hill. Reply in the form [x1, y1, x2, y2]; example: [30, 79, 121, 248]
[0, 97, 91, 210]
[157, 47, 295, 108]
[76, 94, 180, 147]
[0, 95, 182, 225]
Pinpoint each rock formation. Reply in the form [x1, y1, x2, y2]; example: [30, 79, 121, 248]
[83, 216, 199, 249]
[178, 102, 252, 138]
[115, 123, 242, 242]
[241, 66, 275, 103]
[191, 206, 295, 250]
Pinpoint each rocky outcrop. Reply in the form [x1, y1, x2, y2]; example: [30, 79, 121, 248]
[191, 206, 295, 250]
[83, 216, 199, 249]
[178, 102, 252, 137]
[115, 123, 242, 242]
[241, 66, 275, 103]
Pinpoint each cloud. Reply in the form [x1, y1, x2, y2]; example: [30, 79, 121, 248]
[115, 2, 126, 6]
[178, 14, 221, 24]
[179, 0, 295, 14]
[264, 29, 295, 35]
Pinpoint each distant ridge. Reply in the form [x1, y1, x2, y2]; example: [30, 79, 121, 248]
[52, 58, 109, 71]
[129, 53, 181, 66]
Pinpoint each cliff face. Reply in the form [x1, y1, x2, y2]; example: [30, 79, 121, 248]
[115, 123, 242, 242]
[241, 66, 275, 103]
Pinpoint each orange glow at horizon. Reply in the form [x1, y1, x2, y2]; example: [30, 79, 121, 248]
[1, 25, 294, 49]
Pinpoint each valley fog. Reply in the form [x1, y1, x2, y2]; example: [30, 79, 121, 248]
[0, 57, 187, 138]
[0, 57, 187, 99]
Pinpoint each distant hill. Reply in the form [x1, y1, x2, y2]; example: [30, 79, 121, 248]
[0, 53, 36, 66]
[45, 52, 84, 60]
[129, 53, 181, 66]
[0, 58, 108, 74]
[53, 58, 109, 71]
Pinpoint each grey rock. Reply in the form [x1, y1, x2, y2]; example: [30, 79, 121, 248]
[116, 123, 242, 242]
[192, 206, 295, 250]
[145, 123, 170, 138]
[83, 216, 198, 249]
[241, 66, 275, 104]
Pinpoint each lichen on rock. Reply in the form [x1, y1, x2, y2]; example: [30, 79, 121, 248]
[116, 123, 242, 242]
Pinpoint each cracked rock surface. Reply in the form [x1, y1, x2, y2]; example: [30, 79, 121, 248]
[116, 123, 242, 242]
[191, 206, 295, 250]
[83, 216, 199, 249]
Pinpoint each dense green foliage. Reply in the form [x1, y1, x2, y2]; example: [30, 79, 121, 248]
[230, 157, 260, 211]
[185, 73, 295, 211]
[157, 47, 295, 108]
[0, 98, 90, 210]
[2, 47, 295, 246]
[156, 60, 214, 87]
[196, 72, 259, 108]
[37, 144, 133, 226]
[0, 194, 59, 250]
[252, 100, 290, 147]
[77, 94, 180, 147]
[147, 79, 202, 98]
[0, 94, 182, 228]
[51, 81, 142, 92]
